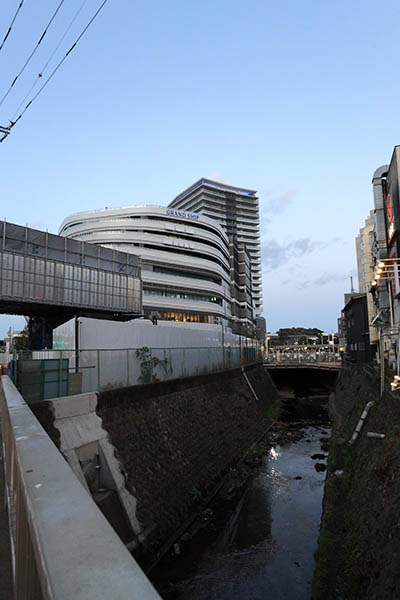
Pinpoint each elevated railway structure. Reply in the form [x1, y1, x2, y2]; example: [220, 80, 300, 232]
[0, 221, 142, 348]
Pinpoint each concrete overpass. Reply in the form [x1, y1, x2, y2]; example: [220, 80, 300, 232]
[0, 221, 142, 348]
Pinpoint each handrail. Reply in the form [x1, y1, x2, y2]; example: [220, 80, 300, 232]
[0, 375, 161, 600]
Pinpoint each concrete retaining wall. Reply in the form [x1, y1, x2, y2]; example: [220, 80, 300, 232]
[32, 364, 278, 560]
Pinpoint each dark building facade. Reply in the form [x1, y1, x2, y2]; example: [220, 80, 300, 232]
[341, 293, 374, 363]
[229, 238, 254, 330]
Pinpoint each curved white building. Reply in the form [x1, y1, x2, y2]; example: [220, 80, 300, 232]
[59, 206, 233, 325]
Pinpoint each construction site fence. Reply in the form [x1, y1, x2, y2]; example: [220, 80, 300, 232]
[14, 343, 262, 399]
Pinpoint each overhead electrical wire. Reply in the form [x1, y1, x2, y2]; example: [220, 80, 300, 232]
[0, 0, 26, 53]
[8, 0, 109, 132]
[0, 0, 66, 107]
[12, 0, 89, 120]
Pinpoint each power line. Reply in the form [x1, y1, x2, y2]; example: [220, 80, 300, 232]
[4, 0, 109, 137]
[12, 0, 89, 120]
[0, 0, 26, 53]
[0, 0, 66, 108]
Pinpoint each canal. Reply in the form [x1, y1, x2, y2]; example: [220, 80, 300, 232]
[151, 421, 329, 599]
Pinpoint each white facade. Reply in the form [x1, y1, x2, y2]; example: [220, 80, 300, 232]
[169, 179, 263, 315]
[59, 206, 233, 326]
[54, 317, 248, 350]
[52, 317, 259, 392]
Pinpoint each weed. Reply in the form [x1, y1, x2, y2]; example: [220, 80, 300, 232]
[267, 404, 280, 421]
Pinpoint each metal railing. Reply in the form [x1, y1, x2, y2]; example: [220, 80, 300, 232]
[264, 345, 340, 365]
[0, 375, 161, 600]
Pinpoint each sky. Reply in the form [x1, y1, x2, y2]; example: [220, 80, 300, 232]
[1, 0, 400, 337]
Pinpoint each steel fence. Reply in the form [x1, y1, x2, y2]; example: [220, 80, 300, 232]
[14, 343, 262, 398]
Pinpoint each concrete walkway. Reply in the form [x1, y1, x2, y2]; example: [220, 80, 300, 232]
[0, 411, 14, 600]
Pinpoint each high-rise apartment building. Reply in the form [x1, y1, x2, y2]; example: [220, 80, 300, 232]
[355, 210, 378, 344]
[169, 179, 263, 315]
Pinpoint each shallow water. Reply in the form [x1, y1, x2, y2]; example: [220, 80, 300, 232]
[165, 425, 328, 600]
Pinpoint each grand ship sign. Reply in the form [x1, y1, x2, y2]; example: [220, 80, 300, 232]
[166, 209, 199, 220]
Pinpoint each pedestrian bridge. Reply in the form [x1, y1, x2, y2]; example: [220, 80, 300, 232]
[0, 221, 142, 326]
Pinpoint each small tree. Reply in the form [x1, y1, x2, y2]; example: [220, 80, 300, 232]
[12, 327, 30, 351]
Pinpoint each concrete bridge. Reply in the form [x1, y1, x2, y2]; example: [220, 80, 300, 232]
[0, 221, 142, 348]
[265, 362, 341, 371]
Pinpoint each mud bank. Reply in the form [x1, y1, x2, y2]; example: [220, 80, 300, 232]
[312, 363, 400, 599]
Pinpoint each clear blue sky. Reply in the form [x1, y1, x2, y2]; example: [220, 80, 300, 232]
[1, 0, 399, 337]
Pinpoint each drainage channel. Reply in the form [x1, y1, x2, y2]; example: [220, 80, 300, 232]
[150, 420, 330, 600]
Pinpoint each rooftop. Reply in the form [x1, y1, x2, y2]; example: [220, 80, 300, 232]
[171, 178, 257, 206]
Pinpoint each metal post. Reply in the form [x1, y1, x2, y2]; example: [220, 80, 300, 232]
[126, 349, 130, 386]
[58, 353, 62, 398]
[221, 323, 225, 369]
[380, 330, 385, 398]
[97, 350, 101, 391]
[388, 280, 394, 327]
[75, 317, 80, 374]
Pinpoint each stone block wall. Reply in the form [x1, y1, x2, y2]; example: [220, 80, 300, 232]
[97, 364, 279, 554]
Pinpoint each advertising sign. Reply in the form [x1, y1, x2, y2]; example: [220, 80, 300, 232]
[385, 147, 400, 247]
[389, 244, 400, 298]
[386, 188, 395, 244]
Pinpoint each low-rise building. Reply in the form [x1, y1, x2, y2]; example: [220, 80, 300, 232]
[340, 293, 374, 363]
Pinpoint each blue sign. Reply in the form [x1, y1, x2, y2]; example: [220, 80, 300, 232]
[166, 209, 199, 220]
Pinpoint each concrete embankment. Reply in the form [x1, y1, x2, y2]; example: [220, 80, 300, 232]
[30, 364, 279, 564]
[312, 363, 400, 600]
